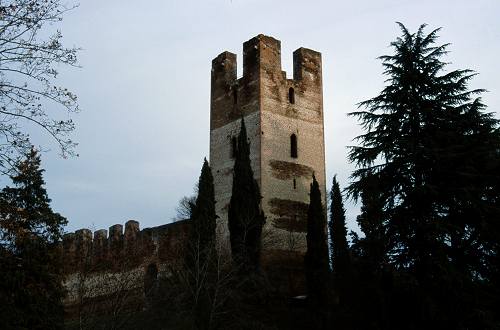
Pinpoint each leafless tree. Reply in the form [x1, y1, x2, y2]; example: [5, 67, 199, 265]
[162, 226, 236, 330]
[173, 195, 196, 222]
[66, 243, 145, 330]
[0, 0, 80, 173]
[172, 183, 199, 222]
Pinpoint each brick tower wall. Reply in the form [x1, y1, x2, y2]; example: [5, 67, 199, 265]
[209, 34, 326, 257]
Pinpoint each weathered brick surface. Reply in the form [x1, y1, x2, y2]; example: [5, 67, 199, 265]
[62, 220, 190, 310]
[210, 111, 261, 239]
[210, 34, 326, 254]
[62, 35, 326, 313]
[269, 160, 314, 180]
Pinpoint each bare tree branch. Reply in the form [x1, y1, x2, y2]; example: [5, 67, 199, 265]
[0, 0, 80, 174]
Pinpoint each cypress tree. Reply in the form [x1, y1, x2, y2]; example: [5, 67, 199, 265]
[328, 175, 350, 293]
[305, 175, 330, 310]
[185, 158, 217, 330]
[190, 158, 217, 256]
[228, 118, 265, 272]
[185, 158, 217, 271]
[0, 148, 67, 329]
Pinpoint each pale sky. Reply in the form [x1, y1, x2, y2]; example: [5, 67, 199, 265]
[35, 0, 499, 233]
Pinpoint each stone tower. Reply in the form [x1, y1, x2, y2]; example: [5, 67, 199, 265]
[210, 34, 326, 256]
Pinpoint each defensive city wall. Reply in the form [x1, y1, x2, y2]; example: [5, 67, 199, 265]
[62, 220, 190, 275]
[61, 220, 190, 314]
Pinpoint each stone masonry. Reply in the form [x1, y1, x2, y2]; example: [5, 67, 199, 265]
[62, 35, 327, 311]
[61, 220, 190, 312]
[210, 34, 326, 255]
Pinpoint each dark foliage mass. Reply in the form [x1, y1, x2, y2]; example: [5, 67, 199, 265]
[342, 23, 500, 329]
[228, 118, 265, 273]
[0, 1, 79, 328]
[189, 158, 217, 258]
[328, 176, 350, 294]
[0, 149, 67, 329]
[186, 158, 218, 329]
[305, 175, 330, 327]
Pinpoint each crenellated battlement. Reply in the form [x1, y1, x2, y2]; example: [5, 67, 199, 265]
[242, 34, 281, 78]
[210, 34, 322, 130]
[62, 220, 190, 275]
[293, 47, 322, 84]
[212, 35, 321, 86]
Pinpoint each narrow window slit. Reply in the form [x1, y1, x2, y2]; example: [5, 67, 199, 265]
[233, 88, 238, 105]
[288, 87, 295, 104]
[231, 136, 237, 158]
[290, 134, 298, 158]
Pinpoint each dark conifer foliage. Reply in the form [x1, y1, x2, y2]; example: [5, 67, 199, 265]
[190, 158, 217, 255]
[228, 118, 265, 272]
[185, 158, 218, 330]
[347, 23, 500, 328]
[0, 148, 67, 329]
[352, 175, 387, 273]
[305, 175, 330, 315]
[185, 158, 217, 271]
[328, 175, 350, 287]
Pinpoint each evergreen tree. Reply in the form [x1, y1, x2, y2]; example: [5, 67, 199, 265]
[348, 23, 500, 327]
[328, 175, 350, 288]
[185, 158, 218, 330]
[305, 175, 330, 315]
[190, 158, 217, 258]
[346, 176, 393, 329]
[352, 175, 387, 273]
[0, 148, 67, 329]
[228, 118, 265, 272]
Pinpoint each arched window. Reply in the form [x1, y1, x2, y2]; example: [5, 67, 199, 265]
[231, 136, 237, 158]
[288, 87, 295, 104]
[290, 134, 298, 158]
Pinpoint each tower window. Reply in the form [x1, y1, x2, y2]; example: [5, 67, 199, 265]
[288, 87, 295, 104]
[231, 136, 237, 158]
[290, 134, 298, 158]
[293, 178, 297, 190]
[233, 87, 238, 105]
